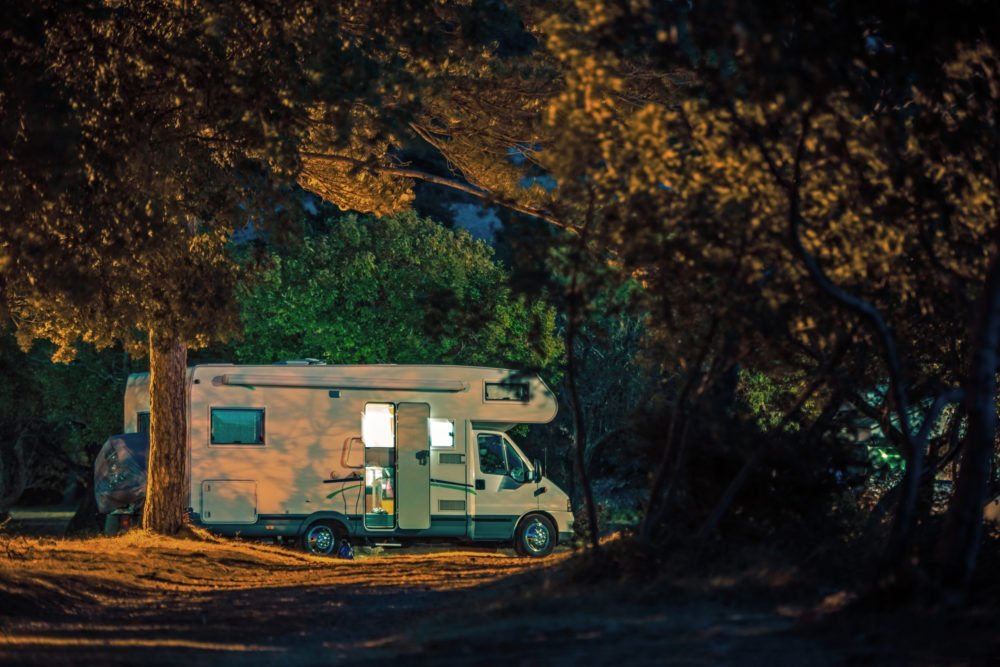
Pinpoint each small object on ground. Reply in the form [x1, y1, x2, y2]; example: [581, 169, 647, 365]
[338, 539, 354, 560]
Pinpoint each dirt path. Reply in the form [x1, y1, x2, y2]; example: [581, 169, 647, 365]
[0, 531, 826, 666]
[2, 531, 997, 665]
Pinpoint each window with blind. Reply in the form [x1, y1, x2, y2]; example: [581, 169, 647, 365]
[210, 408, 265, 446]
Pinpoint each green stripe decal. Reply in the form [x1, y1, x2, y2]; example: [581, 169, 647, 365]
[430, 481, 476, 495]
[326, 483, 362, 499]
[328, 481, 474, 498]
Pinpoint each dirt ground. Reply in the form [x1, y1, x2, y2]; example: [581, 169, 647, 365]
[1, 509, 999, 666]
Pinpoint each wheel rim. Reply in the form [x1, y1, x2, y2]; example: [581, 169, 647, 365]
[306, 524, 335, 555]
[524, 519, 551, 554]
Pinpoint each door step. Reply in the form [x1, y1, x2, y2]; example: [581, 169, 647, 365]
[373, 541, 403, 548]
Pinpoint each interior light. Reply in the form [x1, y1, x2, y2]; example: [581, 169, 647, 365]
[362, 404, 394, 448]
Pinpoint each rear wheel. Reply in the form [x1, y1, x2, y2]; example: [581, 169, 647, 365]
[514, 514, 556, 558]
[302, 522, 344, 556]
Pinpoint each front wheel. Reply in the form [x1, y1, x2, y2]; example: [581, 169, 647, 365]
[302, 522, 343, 556]
[514, 514, 556, 558]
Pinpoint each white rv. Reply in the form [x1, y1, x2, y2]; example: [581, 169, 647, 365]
[123, 363, 573, 557]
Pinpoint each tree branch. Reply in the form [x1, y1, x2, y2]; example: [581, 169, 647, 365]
[785, 116, 914, 448]
[298, 152, 572, 233]
[780, 108, 927, 574]
[916, 388, 964, 445]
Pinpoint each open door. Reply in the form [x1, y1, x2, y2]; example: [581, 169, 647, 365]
[363, 403, 396, 529]
[396, 403, 431, 529]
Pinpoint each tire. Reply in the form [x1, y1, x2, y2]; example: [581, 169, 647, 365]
[302, 522, 343, 556]
[514, 514, 556, 558]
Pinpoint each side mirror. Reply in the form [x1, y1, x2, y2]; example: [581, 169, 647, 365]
[532, 459, 543, 483]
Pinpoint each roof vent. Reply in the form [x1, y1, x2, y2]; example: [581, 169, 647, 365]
[274, 358, 326, 366]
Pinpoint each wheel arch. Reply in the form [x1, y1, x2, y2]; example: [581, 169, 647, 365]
[513, 511, 558, 557]
[299, 511, 352, 539]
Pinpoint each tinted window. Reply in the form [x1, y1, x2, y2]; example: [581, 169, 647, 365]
[211, 408, 264, 445]
[485, 382, 528, 402]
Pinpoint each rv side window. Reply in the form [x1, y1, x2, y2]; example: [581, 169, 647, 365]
[211, 408, 265, 445]
[429, 419, 454, 447]
[136, 412, 150, 434]
[484, 382, 528, 402]
[478, 434, 506, 475]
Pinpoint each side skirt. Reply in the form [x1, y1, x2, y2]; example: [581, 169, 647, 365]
[191, 513, 473, 539]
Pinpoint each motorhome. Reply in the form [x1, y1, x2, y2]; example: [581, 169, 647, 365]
[123, 363, 573, 557]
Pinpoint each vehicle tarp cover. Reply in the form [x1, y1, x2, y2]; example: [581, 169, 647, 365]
[94, 432, 149, 513]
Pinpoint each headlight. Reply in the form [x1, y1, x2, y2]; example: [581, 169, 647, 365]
[566, 499, 572, 512]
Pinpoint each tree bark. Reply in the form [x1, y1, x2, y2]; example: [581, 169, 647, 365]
[142, 330, 188, 535]
[566, 314, 601, 552]
[935, 252, 1000, 592]
[0, 428, 30, 515]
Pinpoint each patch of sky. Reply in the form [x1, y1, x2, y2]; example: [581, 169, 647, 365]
[231, 221, 258, 244]
[506, 145, 558, 191]
[451, 202, 501, 242]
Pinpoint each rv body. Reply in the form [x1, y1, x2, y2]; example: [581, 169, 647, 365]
[124, 363, 573, 556]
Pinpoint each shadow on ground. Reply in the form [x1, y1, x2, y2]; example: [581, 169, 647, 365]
[2, 509, 999, 666]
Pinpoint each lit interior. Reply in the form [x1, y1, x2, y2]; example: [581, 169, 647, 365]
[429, 418, 454, 447]
[362, 403, 394, 448]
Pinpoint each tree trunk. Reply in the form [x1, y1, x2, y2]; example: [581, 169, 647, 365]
[566, 316, 600, 552]
[0, 429, 30, 516]
[142, 330, 188, 535]
[643, 416, 692, 539]
[66, 474, 101, 535]
[935, 252, 1000, 592]
[639, 319, 721, 542]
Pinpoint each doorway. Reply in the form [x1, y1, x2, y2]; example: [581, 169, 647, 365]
[361, 402, 430, 530]
[362, 403, 396, 529]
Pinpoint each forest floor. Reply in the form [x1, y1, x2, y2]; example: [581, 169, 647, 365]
[1, 507, 999, 666]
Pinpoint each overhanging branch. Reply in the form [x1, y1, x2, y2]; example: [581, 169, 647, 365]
[299, 151, 573, 233]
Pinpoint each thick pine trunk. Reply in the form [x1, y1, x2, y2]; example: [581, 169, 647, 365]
[142, 331, 188, 534]
[936, 253, 1000, 591]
